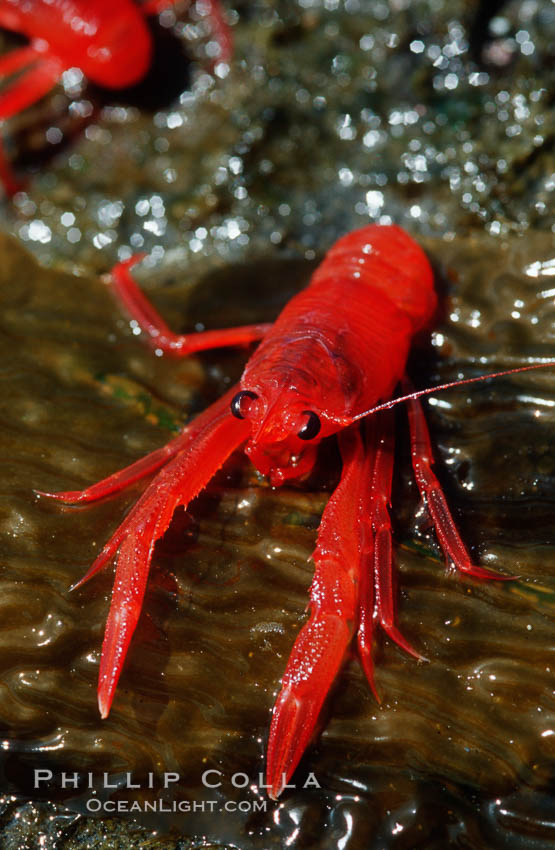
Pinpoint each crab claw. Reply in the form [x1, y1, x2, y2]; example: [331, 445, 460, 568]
[41, 386, 250, 717]
[266, 428, 366, 799]
[95, 390, 250, 718]
[266, 608, 352, 800]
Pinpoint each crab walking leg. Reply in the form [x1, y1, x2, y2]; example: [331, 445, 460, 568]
[354, 418, 379, 698]
[404, 380, 512, 581]
[111, 257, 272, 357]
[266, 427, 368, 800]
[97, 402, 250, 718]
[0, 51, 62, 195]
[0, 45, 42, 79]
[367, 411, 424, 658]
[0, 54, 62, 120]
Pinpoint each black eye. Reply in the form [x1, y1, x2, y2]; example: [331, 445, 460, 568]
[231, 390, 258, 419]
[297, 410, 321, 440]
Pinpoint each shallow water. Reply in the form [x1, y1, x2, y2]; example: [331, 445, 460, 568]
[0, 0, 553, 848]
[0, 229, 553, 848]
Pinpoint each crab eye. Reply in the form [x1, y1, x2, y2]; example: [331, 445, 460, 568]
[297, 410, 321, 440]
[231, 390, 258, 419]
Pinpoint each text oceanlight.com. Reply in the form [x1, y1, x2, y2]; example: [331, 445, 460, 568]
[86, 798, 269, 814]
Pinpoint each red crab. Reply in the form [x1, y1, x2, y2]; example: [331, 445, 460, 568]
[39, 224, 552, 798]
[0, 0, 231, 193]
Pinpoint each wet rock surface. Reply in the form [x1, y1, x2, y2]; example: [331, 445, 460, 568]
[0, 1, 553, 848]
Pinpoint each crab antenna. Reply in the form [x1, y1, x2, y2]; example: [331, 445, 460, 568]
[345, 361, 555, 424]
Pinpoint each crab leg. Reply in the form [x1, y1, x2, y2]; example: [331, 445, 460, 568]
[357, 410, 424, 668]
[266, 426, 367, 800]
[0, 45, 41, 79]
[95, 390, 250, 718]
[111, 257, 271, 357]
[404, 380, 512, 580]
[0, 52, 62, 121]
[0, 48, 62, 195]
[352, 419, 379, 697]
